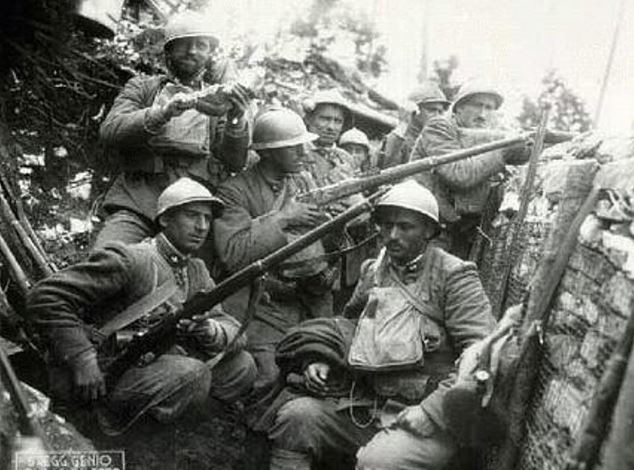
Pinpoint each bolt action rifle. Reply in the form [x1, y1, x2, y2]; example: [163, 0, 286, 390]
[297, 135, 534, 207]
[104, 193, 379, 389]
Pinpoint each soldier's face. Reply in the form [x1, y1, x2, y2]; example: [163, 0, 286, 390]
[166, 37, 214, 80]
[455, 94, 498, 128]
[161, 202, 213, 253]
[307, 104, 346, 146]
[341, 144, 368, 164]
[418, 102, 446, 120]
[376, 207, 437, 264]
[269, 144, 306, 173]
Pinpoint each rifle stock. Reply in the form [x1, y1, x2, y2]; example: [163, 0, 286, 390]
[298, 135, 527, 206]
[104, 194, 378, 389]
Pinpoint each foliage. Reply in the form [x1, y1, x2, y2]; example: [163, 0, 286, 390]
[517, 70, 592, 132]
[289, 0, 387, 78]
[431, 55, 460, 101]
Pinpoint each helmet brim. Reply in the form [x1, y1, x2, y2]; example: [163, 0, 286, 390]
[164, 34, 220, 51]
[251, 131, 319, 150]
[155, 196, 225, 221]
[451, 92, 503, 113]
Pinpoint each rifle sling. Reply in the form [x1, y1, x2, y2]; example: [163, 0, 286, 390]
[98, 280, 178, 339]
[206, 277, 264, 370]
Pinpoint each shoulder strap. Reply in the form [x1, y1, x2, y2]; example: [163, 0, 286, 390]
[388, 267, 443, 325]
[98, 268, 178, 338]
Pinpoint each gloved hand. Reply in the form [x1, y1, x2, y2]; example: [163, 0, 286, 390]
[72, 352, 106, 402]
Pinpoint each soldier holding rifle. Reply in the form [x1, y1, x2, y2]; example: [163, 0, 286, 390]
[95, 10, 252, 248]
[26, 178, 256, 434]
[213, 107, 336, 419]
[410, 80, 533, 259]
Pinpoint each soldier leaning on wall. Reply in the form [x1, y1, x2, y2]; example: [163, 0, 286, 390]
[410, 80, 533, 259]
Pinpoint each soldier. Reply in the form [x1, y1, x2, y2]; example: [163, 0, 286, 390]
[339, 127, 373, 172]
[213, 107, 333, 420]
[303, 89, 372, 310]
[303, 88, 357, 179]
[26, 178, 256, 434]
[410, 80, 531, 259]
[264, 180, 495, 470]
[95, 10, 251, 248]
[380, 82, 450, 169]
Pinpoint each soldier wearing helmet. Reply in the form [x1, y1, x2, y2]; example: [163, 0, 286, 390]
[213, 107, 354, 429]
[410, 79, 532, 259]
[95, 10, 252, 251]
[265, 180, 495, 470]
[339, 127, 373, 172]
[302, 88, 358, 179]
[27, 177, 256, 434]
[381, 82, 450, 169]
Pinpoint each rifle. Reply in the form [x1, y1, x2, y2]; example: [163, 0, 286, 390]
[458, 127, 577, 147]
[298, 135, 528, 206]
[104, 193, 379, 389]
[497, 182, 601, 470]
[0, 342, 49, 450]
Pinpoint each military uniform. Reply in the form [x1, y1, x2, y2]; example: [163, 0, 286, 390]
[96, 61, 249, 247]
[27, 233, 256, 434]
[214, 164, 338, 423]
[267, 246, 495, 469]
[410, 115, 508, 258]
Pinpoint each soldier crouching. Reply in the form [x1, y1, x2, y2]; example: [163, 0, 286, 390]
[26, 178, 256, 434]
[262, 180, 495, 469]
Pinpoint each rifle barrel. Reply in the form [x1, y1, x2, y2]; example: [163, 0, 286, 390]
[302, 135, 527, 206]
[105, 194, 377, 388]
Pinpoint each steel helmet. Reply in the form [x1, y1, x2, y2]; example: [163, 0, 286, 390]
[376, 179, 439, 224]
[339, 127, 369, 150]
[156, 177, 224, 221]
[252, 107, 319, 150]
[407, 82, 450, 107]
[163, 11, 219, 50]
[451, 79, 504, 113]
[304, 88, 352, 121]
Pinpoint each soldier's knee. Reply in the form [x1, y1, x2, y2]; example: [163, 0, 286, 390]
[209, 350, 257, 401]
[270, 397, 327, 449]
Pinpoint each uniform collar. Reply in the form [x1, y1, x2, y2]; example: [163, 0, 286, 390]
[154, 233, 190, 268]
[388, 252, 426, 278]
[256, 164, 288, 194]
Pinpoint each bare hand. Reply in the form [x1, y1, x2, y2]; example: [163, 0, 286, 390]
[226, 83, 252, 120]
[178, 314, 224, 350]
[393, 406, 436, 437]
[504, 138, 533, 165]
[73, 355, 106, 402]
[278, 199, 325, 229]
[163, 92, 196, 119]
[304, 362, 330, 395]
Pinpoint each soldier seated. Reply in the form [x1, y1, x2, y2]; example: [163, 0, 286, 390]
[263, 180, 495, 470]
[26, 178, 256, 435]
